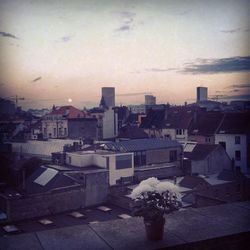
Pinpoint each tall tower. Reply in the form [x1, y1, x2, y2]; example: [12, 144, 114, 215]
[196, 87, 208, 102]
[101, 87, 115, 108]
[145, 95, 156, 106]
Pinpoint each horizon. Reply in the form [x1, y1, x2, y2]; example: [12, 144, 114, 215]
[0, 0, 250, 110]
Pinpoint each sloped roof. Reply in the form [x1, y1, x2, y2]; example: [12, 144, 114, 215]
[216, 112, 250, 134]
[140, 107, 194, 130]
[105, 138, 180, 152]
[164, 108, 193, 129]
[184, 144, 219, 161]
[140, 110, 165, 129]
[178, 175, 206, 189]
[189, 112, 224, 135]
[117, 125, 148, 139]
[47, 106, 87, 119]
[25, 165, 78, 194]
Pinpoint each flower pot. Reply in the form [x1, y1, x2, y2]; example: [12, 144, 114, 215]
[144, 217, 165, 241]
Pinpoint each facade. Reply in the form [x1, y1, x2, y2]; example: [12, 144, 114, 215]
[66, 150, 134, 186]
[101, 87, 115, 108]
[197, 87, 208, 102]
[145, 95, 156, 106]
[104, 138, 182, 167]
[42, 106, 88, 139]
[215, 113, 250, 174]
[184, 144, 231, 175]
[67, 118, 97, 140]
[140, 107, 193, 143]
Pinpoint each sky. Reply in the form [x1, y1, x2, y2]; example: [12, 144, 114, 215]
[0, 0, 250, 110]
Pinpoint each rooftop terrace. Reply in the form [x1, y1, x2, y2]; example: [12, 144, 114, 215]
[1, 201, 249, 249]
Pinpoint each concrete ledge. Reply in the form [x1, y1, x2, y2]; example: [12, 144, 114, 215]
[0, 202, 250, 250]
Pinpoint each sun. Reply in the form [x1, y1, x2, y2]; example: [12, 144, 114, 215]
[68, 98, 72, 103]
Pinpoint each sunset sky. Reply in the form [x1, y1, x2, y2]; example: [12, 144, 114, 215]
[0, 0, 250, 109]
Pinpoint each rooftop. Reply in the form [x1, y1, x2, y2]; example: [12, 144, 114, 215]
[1, 202, 249, 249]
[216, 112, 250, 134]
[104, 138, 181, 152]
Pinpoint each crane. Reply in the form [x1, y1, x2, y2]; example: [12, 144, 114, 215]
[5, 95, 25, 107]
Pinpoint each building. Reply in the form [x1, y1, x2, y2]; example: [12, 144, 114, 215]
[215, 112, 250, 174]
[0, 98, 16, 116]
[140, 107, 194, 143]
[104, 138, 183, 181]
[197, 87, 208, 102]
[188, 112, 224, 144]
[66, 150, 134, 186]
[127, 104, 146, 114]
[42, 106, 88, 139]
[67, 118, 97, 141]
[145, 95, 156, 106]
[89, 107, 118, 140]
[101, 87, 115, 108]
[183, 143, 231, 175]
[1, 164, 109, 221]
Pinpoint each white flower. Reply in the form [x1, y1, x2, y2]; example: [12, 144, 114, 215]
[156, 182, 179, 194]
[129, 184, 154, 199]
[139, 177, 160, 188]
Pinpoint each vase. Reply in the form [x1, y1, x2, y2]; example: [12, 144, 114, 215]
[144, 217, 165, 241]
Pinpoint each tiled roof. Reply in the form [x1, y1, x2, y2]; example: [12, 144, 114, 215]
[216, 112, 250, 134]
[47, 106, 87, 119]
[140, 107, 194, 129]
[139, 110, 165, 129]
[189, 112, 224, 135]
[117, 125, 148, 139]
[184, 144, 219, 161]
[105, 138, 181, 152]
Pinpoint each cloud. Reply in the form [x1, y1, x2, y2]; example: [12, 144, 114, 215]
[117, 92, 152, 97]
[146, 67, 178, 72]
[0, 31, 18, 39]
[181, 56, 250, 74]
[179, 10, 191, 16]
[60, 35, 72, 42]
[115, 25, 131, 32]
[222, 94, 250, 100]
[220, 28, 241, 34]
[227, 83, 250, 89]
[114, 11, 136, 32]
[31, 77, 42, 83]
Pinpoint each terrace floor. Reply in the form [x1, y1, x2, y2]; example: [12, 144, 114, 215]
[1, 201, 250, 250]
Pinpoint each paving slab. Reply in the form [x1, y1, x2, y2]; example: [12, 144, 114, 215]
[37, 224, 111, 250]
[0, 233, 43, 250]
[90, 217, 184, 250]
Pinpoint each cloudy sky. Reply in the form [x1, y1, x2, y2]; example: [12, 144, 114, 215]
[0, 0, 250, 109]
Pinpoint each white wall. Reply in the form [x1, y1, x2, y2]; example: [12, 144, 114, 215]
[215, 134, 247, 173]
[66, 152, 94, 167]
[108, 153, 134, 186]
[65, 151, 134, 186]
[102, 108, 118, 139]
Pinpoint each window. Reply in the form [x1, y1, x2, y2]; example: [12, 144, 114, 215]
[116, 155, 132, 169]
[219, 141, 226, 150]
[68, 156, 71, 164]
[235, 136, 241, 144]
[205, 137, 210, 143]
[170, 150, 177, 162]
[53, 128, 56, 137]
[235, 150, 241, 161]
[64, 128, 67, 135]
